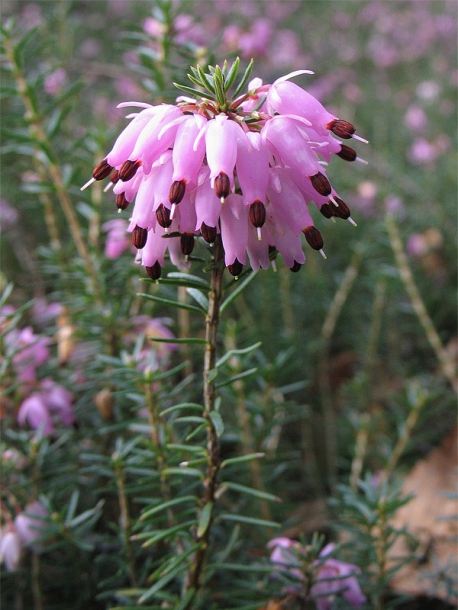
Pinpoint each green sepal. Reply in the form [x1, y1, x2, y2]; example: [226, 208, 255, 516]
[232, 57, 254, 100]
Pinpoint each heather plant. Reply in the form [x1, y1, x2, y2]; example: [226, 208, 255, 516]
[1, 1, 457, 609]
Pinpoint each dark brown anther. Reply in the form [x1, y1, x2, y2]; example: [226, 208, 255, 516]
[327, 119, 356, 139]
[169, 180, 186, 204]
[310, 172, 331, 196]
[302, 226, 324, 250]
[115, 193, 130, 210]
[228, 258, 244, 278]
[119, 160, 141, 182]
[214, 172, 231, 200]
[289, 261, 302, 273]
[132, 225, 148, 249]
[336, 144, 357, 162]
[156, 204, 172, 229]
[333, 197, 351, 219]
[145, 262, 162, 280]
[249, 200, 266, 228]
[180, 233, 195, 256]
[319, 203, 336, 219]
[200, 222, 217, 244]
[110, 169, 120, 184]
[92, 159, 113, 181]
[268, 245, 278, 258]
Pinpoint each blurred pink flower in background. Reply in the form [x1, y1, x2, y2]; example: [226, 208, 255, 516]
[407, 228, 443, 257]
[311, 543, 366, 610]
[102, 218, 132, 259]
[8, 327, 51, 385]
[223, 19, 273, 58]
[19, 3, 42, 30]
[0, 525, 22, 572]
[268, 538, 366, 608]
[32, 299, 63, 329]
[130, 316, 177, 373]
[0, 198, 19, 229]
[408, 137, 438, 165]
[17, 379, 74, 436]
[404, 106, 428, 131]
[14, 501, 49, 553]
[44, 67, 67, 95]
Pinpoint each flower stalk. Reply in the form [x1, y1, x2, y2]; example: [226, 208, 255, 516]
[113, 455, 138, 587]
[184, 236, 224, 603]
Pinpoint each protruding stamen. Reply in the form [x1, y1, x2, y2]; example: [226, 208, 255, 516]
[302, 226, 324, 251]
[319, 203, 335, 218]
[228, 258, 243, 278]
[119, 160, 141, 182]
[333, 197, 351, 219]
[145, 262, 162, 280]
[80, 177, 96, 191]
[355, 156, 368, 164]
[310, 172, 331, 196]
[116, 193, 130, 210]
[180, 233, 195, 256]
[249, 201, 266, 241]
[156, 204, 172, 231]
[169, 179, 186, 204]
[110, 169, 120, 184]
[327, 119, 356, 139]
[289, 261, 302, 273]
[103, 182, 114, 192]
[214, 172, 231, 201]
[347, 217, 357, 227]
[200, 223, 217, 244]
[337, 144, 357, 162]
[351, 133, 369, 144]
[329, 195, 339, 207]
[170, 203, 177, 220]
[132, 225, 148, 249]
[319, 249, 327, 259]
[92, 159, 113, 181]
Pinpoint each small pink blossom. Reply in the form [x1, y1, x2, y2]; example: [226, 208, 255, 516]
[0, 526, 23, 571]
[44, 68, 67, 96]
[17, 380, 74, 436]
[103, 218, 132, 259]
[311, 544, 366, 610]
[268, 538, 366, 608]
[404, 106, 427, 130]
[8, 327, 51, 385]
[408, 137, 438, 165]
[0, 198, 19, 229]
[14, 501, 49, 553]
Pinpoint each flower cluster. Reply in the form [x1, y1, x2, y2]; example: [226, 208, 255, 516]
[1, 305, 75, 437]
[0, 501, 49, 572]
[83, 59, 366, 279]
[268, 537, 366, 609]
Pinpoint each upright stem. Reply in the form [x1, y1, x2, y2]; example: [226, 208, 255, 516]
[114, 459, 138, 587]
[4, 34, 102, 307]
[319, 249, 362, 489]
[185, 236, 225, 602]
[386, 214, 457, 393]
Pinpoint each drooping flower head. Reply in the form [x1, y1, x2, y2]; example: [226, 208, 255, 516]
[268, 537, 366, 608]
[83, 58, 367, 279]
